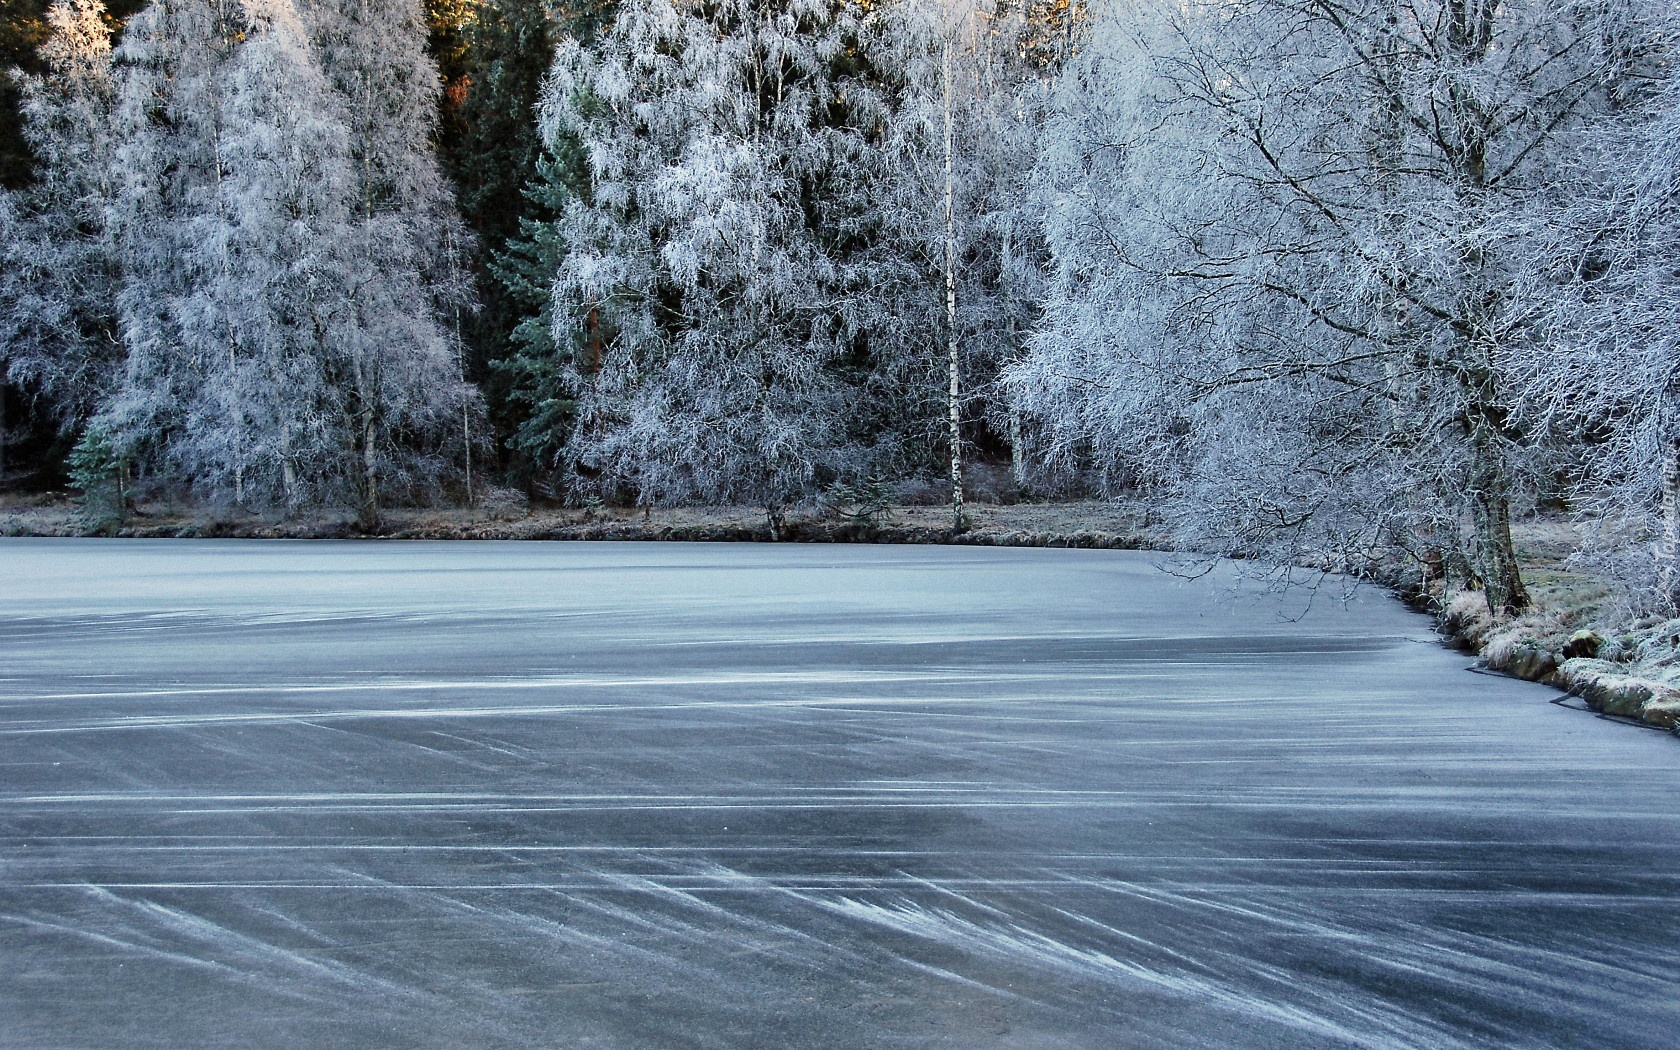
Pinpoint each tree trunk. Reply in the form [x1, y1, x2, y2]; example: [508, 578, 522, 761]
[1001, 226, 1024, 489]
[1659, 432, 1679, 605]
[358, 410, 380, 531]
[462, 398, 473, 508]
[1464, 402, 1528, 616]
[588, 304, 602, 374]
[1010, 410, 1024, 488]
[943, 37, 964, 534]
[446, 225, 472, 508]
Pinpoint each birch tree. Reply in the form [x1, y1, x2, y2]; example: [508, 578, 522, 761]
[103, 0, 250, 495]
[942, 17, 962, 528]
[880, 0, 1047, 520]
[1010, 0, 1674, 612]
[102, 0, 335, 505]
[93, 0, 477, 515]
[303, 0, 480, 524]
[171, 0, 358, 507]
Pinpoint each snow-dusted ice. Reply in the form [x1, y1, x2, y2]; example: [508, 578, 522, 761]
[1, 539, 1677, 1048]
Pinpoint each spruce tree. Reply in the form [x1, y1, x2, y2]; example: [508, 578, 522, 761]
[533, 0, 888, 511]
[444, 0, 608, 489]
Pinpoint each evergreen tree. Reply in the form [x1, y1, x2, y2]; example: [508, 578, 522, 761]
[0, 0, 51, 191]
[442, 0, 609, 489]
[493, 148, 585, 485]
[533, 0, 892, 513]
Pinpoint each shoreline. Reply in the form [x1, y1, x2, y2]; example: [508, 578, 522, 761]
[1430, 592, 1680, 734]
[0, 497, 1170, 549]
[4, 494, 1676, 735]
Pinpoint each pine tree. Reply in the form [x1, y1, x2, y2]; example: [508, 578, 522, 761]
[494, 149, 587, 486]
[0, 0, 52, 191]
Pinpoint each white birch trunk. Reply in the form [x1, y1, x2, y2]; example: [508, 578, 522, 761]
[943, 37, 963, 532]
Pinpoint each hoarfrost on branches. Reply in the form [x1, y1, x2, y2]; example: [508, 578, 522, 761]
[2, 0, 480, 516]
[5, 0, 1680, 596]
[537, 0, 879, 512]
[1007, 0, 1678, 612]
[1520, 71, 1680, 605]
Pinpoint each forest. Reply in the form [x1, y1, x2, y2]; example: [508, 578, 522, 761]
[3, 0, 1680, 616]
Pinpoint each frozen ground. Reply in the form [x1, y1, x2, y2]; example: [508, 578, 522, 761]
[1, 539, 1676, 1049]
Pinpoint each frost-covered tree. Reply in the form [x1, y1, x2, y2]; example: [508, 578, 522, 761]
[303, 0, 480, 522]
[0, 0, 120, 449]
[509, 0, 1054, 512]
[1009, 0, 1675, 612]
[1519, 71, 1680, 604]
[171, 0, 359, 507]
[91, 0, 477, 517]
[879, 0, 1048, 521]
[104, 0, 259, 496]
[536, 0, 896, 517]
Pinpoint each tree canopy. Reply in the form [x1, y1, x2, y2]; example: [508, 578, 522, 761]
[5, 0, 1680, 611]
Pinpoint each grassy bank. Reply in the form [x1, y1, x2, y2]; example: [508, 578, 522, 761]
[0, 493, 1167, 549]
[1431, 517, 1680, 733]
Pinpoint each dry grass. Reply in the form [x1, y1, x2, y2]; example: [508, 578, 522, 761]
[0, 491, 1169, 548]
[1438, 513, 1680, 728]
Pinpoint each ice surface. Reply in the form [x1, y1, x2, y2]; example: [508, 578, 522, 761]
[1, 539, 1676, 1048]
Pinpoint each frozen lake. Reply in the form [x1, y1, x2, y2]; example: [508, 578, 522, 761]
[2, 539, 1677, 1048]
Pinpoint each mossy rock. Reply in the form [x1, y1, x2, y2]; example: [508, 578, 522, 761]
[1639, 693, 1680, 730]
[1561, 630, 1603, 660]
[1578, 677, 1654, 718]
[1504, 646, 1558, 682]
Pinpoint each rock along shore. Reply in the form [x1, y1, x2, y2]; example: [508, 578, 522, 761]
[1434, 598, 1680, 733]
